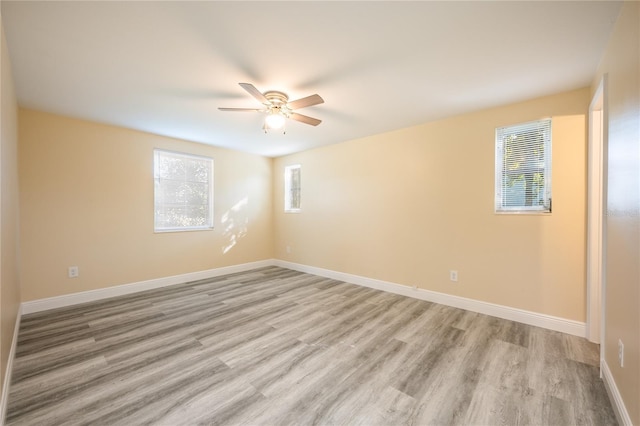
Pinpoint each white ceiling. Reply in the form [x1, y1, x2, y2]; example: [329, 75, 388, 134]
[1, 1, 621, 157]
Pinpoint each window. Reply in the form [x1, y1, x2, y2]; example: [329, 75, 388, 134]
[154, 149, 213, 231]
[495, 118, 552, 213]
[284, 164, 301, 212]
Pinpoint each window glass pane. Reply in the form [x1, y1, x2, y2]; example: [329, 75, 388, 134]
[154, 149, 213, 231]
[186, 158, 210, 183]
[284, 165, 301, 212]
[157, 155, 186, 180]
[495, 119, 551, 213]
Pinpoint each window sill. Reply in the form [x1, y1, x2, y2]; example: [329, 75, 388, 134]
[494, 211, 551, 216]
[154, 226, 214, 233]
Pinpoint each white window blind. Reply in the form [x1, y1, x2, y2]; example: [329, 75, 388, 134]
[154, 149, 213, 231]
[495, 119, 552, 213]
[284, 165, 301, 212]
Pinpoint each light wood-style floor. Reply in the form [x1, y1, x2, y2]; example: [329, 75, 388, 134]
[7, 267, 616, 425]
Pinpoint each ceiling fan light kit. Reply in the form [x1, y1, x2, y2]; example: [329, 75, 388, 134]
[265, 109, 286, 131]
[219, 83, 324, 133]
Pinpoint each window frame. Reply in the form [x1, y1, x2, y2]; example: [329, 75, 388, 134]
[494, 118, 552, 215]
[284, 164, 302, 213]
[153, 149, 214, 233]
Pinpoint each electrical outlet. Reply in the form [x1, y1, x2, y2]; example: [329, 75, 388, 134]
[286, 245, 291, 254]
[68, 266, 79, 278]
[450, 270, 458, 282]
[618, 339, 624, 367]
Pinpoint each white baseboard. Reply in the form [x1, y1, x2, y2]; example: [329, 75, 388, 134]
[0, 305, 21, 426]
[20, 258, 587, 338]
[601, 360, 633, 426]
[274, 260, 586, 337]
[21, 260, 273, 315]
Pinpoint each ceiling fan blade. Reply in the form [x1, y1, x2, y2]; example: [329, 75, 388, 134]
[218, 107, 262, 112]
[287, 94, 324, 110]
[239, 83, 269, 104]
[290, 112, 322, 126]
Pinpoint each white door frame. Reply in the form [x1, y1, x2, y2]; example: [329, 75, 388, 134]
[586, 75, 608, 346]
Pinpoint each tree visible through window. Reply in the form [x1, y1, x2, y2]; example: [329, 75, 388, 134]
[154, 149, 213, 231]
[284, 164, 301, 212]
[495, 119, 552, 213]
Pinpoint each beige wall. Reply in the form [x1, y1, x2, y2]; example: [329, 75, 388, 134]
[275, 88, 589, 322]
[18, 109, 273, 301]
[593, 2, 640, 423]
[0, 18, 21, 391]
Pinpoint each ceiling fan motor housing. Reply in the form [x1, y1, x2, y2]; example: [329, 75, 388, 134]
[265, 91, 292, 117]
[264, 91, 288, 105]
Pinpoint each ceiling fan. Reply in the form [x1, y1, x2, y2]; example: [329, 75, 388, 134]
[219, 83, 324, 131]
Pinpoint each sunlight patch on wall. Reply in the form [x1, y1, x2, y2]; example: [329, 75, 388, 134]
[222, 197, 249, 254]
